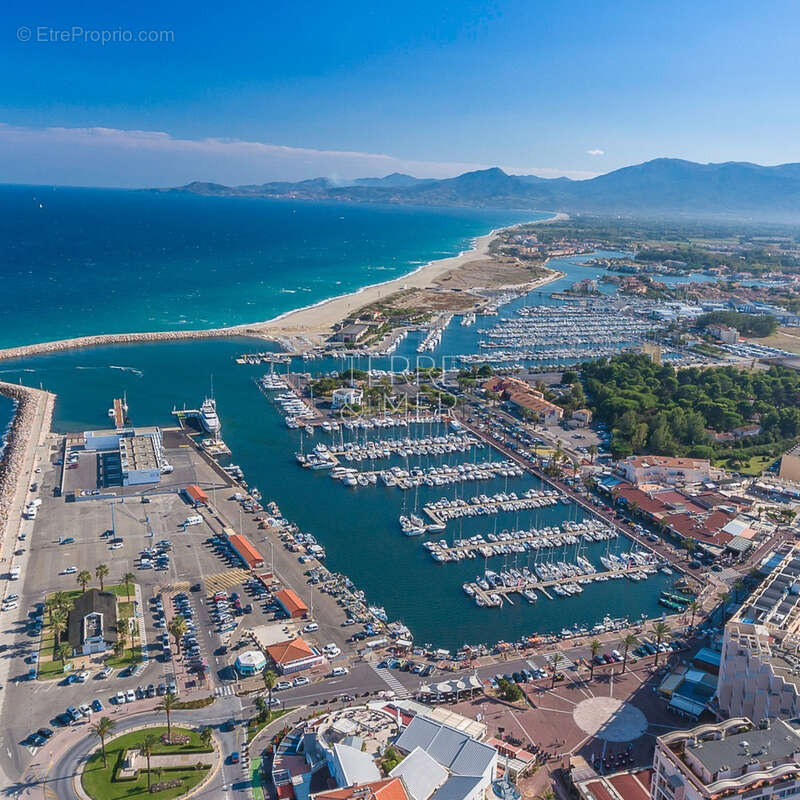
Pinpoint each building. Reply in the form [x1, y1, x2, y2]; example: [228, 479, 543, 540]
[651, 717, 800, 800]
[314, 778, 411, 800]
[235, 649, 267, 676]
[706, 323, 740, 344]
[227, 533, 264, 569]
[275, 588, 309, 619]
[620, 456, 711, 487]
[266, 637, 326, 674]
[83, 426, 165, 486]
[183, 484, 209, 506]
[67, 588, 118, 656]
[332, 387, 364, 410]
[330, 323, 372, 344]
[119, 433, 161, 485]
[779, 442, 800, 482]
[718, 544, 800, 720]
[571, 409, 593, 426]
[484, 376, 563, 423]
[390, 716, 497, 800]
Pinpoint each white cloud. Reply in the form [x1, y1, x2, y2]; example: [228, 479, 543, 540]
[586, 148, 605, 156]
[0, 122, 599, 186]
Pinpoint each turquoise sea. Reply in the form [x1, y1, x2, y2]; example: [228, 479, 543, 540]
[0, 186, 542, 349]
[0, 182, 678, 649]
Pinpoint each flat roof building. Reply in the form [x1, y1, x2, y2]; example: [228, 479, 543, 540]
[652, 717, 800, 800]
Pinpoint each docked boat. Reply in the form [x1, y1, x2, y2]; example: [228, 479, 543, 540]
[199, 396, 221, 437]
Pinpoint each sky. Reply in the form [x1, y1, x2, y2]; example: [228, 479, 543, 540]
[2, 0, 800, 187]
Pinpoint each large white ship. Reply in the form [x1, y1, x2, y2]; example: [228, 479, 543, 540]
[199, 396, 221, 438]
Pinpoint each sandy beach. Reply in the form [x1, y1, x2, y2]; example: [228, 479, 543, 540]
[0, 212, 568, 362]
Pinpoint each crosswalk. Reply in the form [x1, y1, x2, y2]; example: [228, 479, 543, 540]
[214, 684, 237, 697]
[205, 569, 250, 594]
[370, 663, 410, 698]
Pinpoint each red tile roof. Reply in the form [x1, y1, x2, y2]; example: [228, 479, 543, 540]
[267, 637, 317, 665]
[314, 778, 410, 800]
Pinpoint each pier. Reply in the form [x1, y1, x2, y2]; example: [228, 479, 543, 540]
[467, 565, 659, 608]
[422, 491, 560, 526]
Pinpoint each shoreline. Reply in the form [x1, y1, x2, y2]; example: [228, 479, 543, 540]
[0, 211, 568, 362]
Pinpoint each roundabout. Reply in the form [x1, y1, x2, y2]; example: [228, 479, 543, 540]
[572, 697, 648, 742]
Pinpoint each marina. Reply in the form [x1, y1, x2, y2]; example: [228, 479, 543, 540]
[0, 248, 693, 651]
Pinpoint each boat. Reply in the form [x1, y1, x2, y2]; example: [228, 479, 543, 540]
[199, 396, 221, 437]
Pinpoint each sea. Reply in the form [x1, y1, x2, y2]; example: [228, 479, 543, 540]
[0, 188, 679, 650]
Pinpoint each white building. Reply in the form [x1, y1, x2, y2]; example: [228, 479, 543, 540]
[83, 427, 164, 486]
[718, 544, 800, 720]
[652, 717, 800, 800]
[331, 387, 364, 409]
[620, 456, 711, 487]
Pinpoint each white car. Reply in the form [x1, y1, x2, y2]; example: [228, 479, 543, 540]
[125, 689, 136, 703]
[98, 667, 113, 678]
[293, 676, 310, 687]
[109, 543, 123, 550]
[115, 691, 126, 704]
[275, 681, 292, 691]
[78, 704, 92, 717]
[302, 622, 319, 633]
[75, 670, 91, 682]
[331, 666, 349, 677]
[326, 646, 342, 658]
[61, 566, 77, 575]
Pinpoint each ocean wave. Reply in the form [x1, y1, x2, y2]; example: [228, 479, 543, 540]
[109, 365, 144, 377]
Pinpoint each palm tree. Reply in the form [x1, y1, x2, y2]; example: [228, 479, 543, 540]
[589, 639, 602, 681]
[159, 692, 177, 741]
[58, 642, 72, 665]
[95, 564, 109, 592]
[717, 591, 731, 624]
[620, 633, 638, 674]
[141, 733, 157, 789]
[168, 615, 187, 658]
[122, 572, 135, 603]
[687, 599, 701, 629]
[254, 696, 267, 722]
[199, 727, 212, 749]
[91, 717, 116, 767]
[51, 609, 67, 646]
[51, 590, 71, 613]
[589, 444, 598, 464]
[77, 570, 92, 594]
[732, 580, 745, 602]
[117, 624, 127, 656]
[653, 621, 671, 666]
[550, 651, 563, 688]
[262, 668, 277, 711]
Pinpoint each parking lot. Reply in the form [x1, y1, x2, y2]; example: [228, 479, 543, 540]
[0, 427, 371, 776]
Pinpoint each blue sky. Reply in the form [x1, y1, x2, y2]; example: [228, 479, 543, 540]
[2, 0, 800, 186]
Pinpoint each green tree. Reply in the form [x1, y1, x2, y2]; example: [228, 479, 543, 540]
[254, 696, 267, 722]
[159, 692, 177, 741]
[620, 633, 638, 674]
[58, 641, 72, 665]
[141, 733, 157, 789]
[262, 668, 277, 711]
[551, 651, 563, 688]
[122, 571, 135, 603]
[589, 639, 602, 681]
[652, 622, 671, 666]
[51, 609, 67, 646]
[199, 727, 212, 749]
[168, 615, 187, 658]
[76, 570, 92, 594]
[95, 563, 109, 592]
[687, 599, 701, 629]
[91, 717, 116, 768]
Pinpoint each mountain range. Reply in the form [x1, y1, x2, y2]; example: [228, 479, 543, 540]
[162, 159, 800, 221]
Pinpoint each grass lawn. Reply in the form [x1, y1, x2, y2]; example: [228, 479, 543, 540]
[81, 726, 212, 800]
[247, 708, 289, 743]
[37, 585, 139, 680]
[713, 454, 774, 475]
[751, 328, 800, 355]
[250, 755, 265, 800]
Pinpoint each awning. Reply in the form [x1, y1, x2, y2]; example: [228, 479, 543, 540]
[669, 694, 706, 719]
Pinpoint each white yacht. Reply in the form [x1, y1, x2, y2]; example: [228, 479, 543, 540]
[199, 396, 221, 437]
